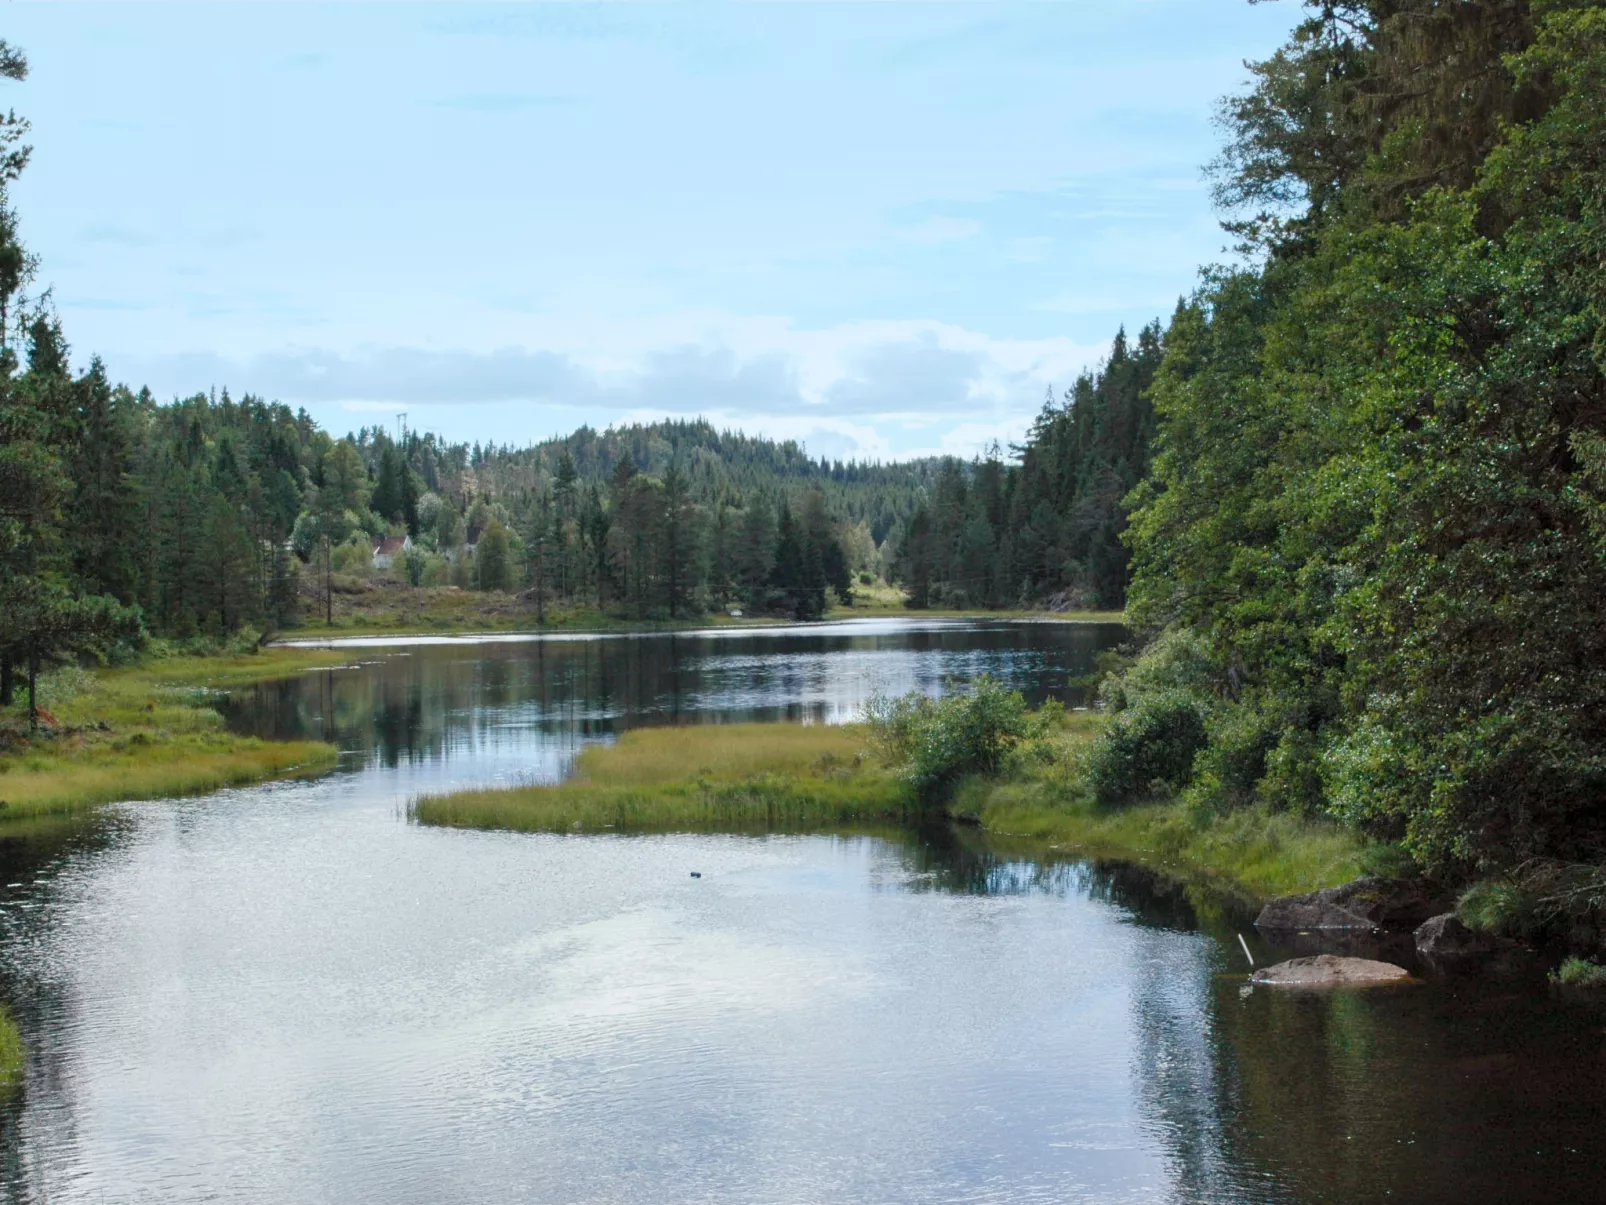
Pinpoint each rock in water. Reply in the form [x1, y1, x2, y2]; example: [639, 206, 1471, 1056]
[1414, 913, 1508, 959]
[1250, 954, 1412, 987]
[1255, 877, 1440, 932]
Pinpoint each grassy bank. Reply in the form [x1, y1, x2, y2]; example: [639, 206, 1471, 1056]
[0, 648, 348, 822]
[0, 1005, 21, 1094]
[280, 575, 1123, 639]
[414, 711, 1364, 900]
[413, 723, 910, 834]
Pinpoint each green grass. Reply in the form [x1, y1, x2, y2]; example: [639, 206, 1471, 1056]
[952, 710, 1367, 899]
[414, 710, 1364, 901]
[0, 648, 347, 821]
[972, 788, 1365, 899]
[0, 1005, 22, 1095]
[1553, 957, 1606, 988]
[412, 722, 912, 834]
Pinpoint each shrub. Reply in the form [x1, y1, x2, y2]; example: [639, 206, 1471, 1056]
[1098, 627, 1220, 713]
[863, 676, 1029, 800]
[1084, 688, 1209, 807]
[1554, 958, 1606, 988]
[1458, 878, 1541, 941]
[1184, 701, 1281, 816]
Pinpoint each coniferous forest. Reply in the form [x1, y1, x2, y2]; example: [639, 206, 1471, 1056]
[6, 0, 1606, 884]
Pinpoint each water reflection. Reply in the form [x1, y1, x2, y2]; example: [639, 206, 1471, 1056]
[226, 619, 1125, 793]
[0, 623, 1602, 1203]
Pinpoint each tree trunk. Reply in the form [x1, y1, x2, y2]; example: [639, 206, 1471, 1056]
[27, 645, 38, 733]
[325, 539, 333, 626]
[0, 656, 12, 707]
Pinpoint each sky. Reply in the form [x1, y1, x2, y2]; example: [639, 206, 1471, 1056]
[8, 2, 1299, 462]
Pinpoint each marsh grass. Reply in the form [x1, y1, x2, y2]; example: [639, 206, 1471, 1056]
[412, 723, 912, 834]
[414, 707, 1361, 899]
[0, 1005, 22, 1095]
[0, 648, 347, 821]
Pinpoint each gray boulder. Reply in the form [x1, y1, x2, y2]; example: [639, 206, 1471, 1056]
[1256, 876, 1440, 932]
[1251, 954, 1412, 987]
[1414, 913, 1509, 960]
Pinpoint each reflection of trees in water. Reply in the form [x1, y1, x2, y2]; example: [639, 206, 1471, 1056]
[222, 624, 1124, 771]
[1127, 934, 1276, 1205]
[887, 829, 1273, 1204]
[0, 818, 133, 1205]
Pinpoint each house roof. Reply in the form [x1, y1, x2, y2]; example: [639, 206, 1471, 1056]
[374, 536, 408, 555]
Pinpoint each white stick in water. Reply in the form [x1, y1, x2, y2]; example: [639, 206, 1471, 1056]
[1237, 933, 1255, 968]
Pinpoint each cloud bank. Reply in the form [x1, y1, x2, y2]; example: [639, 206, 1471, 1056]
[115, 322, 1108, 462]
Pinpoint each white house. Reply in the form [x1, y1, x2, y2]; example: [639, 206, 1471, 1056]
[372, 534, 411, 571]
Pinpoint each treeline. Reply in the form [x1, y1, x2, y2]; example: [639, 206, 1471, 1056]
[897, 324, 1160, 611]
[316, 416, 932, 622]
[1094, 0, 1606, 878]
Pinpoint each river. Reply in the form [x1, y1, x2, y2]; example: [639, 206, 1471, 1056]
[0, 618, 1601, 1204]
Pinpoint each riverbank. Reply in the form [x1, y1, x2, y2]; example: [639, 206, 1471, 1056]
[280, 577, 1123, 639]
[0, 648, 348, 822]
[412, 714, 1364, 900]
[412, 723, 909, 833]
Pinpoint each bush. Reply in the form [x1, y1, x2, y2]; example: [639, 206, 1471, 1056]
[1084, 688, 1209, 807]
[863, 676, 1029, 800]
[1458, 877, 1541, 941]
[1554, 958, 1606, 988]
[1098, 627, 1219, 712]
[1184, 701, 1281, 816]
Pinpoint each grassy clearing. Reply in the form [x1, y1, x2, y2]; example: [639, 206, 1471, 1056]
[0, 648, 347, 822]
[290, 579, 797, 637]
[0, 1005, 22, 1095]
[413, 722, 911, 834]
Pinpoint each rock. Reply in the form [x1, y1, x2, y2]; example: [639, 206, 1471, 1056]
[1250, 954, 1412, 987]
[1255, 877, 1441, 932]
[1414, 913, 1509, 959]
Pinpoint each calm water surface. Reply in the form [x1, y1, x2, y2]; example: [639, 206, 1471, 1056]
[0, 618, 1602, 1204]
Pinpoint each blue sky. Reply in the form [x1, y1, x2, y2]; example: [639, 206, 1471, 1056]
[10, 2, 1298, 461]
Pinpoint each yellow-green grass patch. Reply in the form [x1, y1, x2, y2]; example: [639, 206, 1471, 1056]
[412, 722, 910, 834]
[0, 647, 347, 821]
[0, 1004, 22, 1095]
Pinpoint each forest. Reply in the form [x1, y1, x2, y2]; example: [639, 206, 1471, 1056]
[7, 0, 1606, 887]
[1097, 0, 1606, 883]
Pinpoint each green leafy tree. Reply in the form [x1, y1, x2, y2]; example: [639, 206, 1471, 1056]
[476, 519, 513, 592]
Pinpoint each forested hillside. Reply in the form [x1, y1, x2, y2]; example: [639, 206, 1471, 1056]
[897, 323, 1161, 611]
[1098, 0, 1606, 880]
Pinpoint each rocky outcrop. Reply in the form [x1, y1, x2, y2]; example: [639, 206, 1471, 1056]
[1255, 877, 1442, 932]
[1250, 954, 1412, 987]
[1414, 913, 1511, 960]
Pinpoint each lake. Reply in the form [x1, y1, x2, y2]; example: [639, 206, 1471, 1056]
[0, 618, 1602, 1204]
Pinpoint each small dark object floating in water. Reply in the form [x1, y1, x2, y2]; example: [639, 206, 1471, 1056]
[690, 872, 701, 879]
